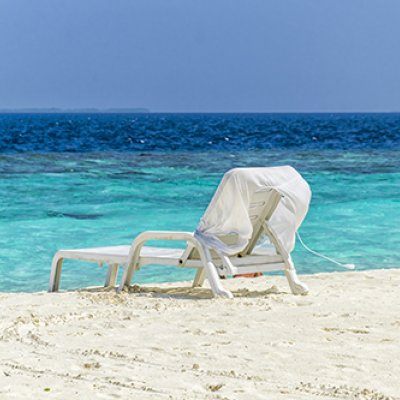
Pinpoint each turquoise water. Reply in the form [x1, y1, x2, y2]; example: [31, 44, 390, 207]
[1, 149, 399, 292]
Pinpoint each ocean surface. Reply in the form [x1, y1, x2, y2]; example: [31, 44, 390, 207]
[0, 113, 399, 292]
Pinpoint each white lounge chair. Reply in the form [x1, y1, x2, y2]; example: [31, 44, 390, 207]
[49, 166, 311, 298]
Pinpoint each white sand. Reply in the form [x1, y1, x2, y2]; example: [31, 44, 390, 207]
[0, 269, 399, 399]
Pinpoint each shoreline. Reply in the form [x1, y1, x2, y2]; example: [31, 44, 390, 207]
[0, 269, 399, 399]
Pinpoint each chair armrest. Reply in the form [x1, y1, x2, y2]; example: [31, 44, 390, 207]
[127, 231, 201, 266]
[118, 231, 204, 291]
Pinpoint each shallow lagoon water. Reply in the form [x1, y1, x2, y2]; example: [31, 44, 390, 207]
[0, 113, 399, 292]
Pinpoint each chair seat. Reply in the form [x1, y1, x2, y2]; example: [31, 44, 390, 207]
[57, 246, 185, 265]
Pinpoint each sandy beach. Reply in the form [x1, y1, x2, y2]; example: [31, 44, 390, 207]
[0, 269, 399, 399]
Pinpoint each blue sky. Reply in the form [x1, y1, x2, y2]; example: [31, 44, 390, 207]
[1, 0, 399, 112]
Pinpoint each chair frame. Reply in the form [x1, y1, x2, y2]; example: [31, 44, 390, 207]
[49, 189, 308, 297]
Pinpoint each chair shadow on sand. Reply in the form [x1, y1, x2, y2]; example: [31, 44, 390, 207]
[81, 283, 286, 300]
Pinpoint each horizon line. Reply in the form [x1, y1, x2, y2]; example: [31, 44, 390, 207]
[0, 109, 400, 114]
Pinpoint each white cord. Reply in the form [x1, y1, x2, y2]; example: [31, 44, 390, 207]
[296, 232, 355, 270]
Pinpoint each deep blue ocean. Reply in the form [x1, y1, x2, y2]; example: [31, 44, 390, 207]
[1, 113, 399, 292]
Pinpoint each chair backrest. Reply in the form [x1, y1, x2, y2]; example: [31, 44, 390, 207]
[185, 187, 281, 261]
[183, 166, 310, 263]
[238, 188, 281, 257]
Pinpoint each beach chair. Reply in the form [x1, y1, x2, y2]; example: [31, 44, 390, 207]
[49, 166, 311, 298]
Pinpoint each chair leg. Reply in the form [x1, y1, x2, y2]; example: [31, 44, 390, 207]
[201, 247, 233, 298]
[192, 268, 206, 287]
[49, 254, 64, 292]
[118, 264, 136, 292]
[118, 262, 137, 291]
[284, 256, 309, 295]
[105, 263, 119, 287]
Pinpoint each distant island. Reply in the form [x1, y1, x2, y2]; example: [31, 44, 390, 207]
[0, 107, 150, 114]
